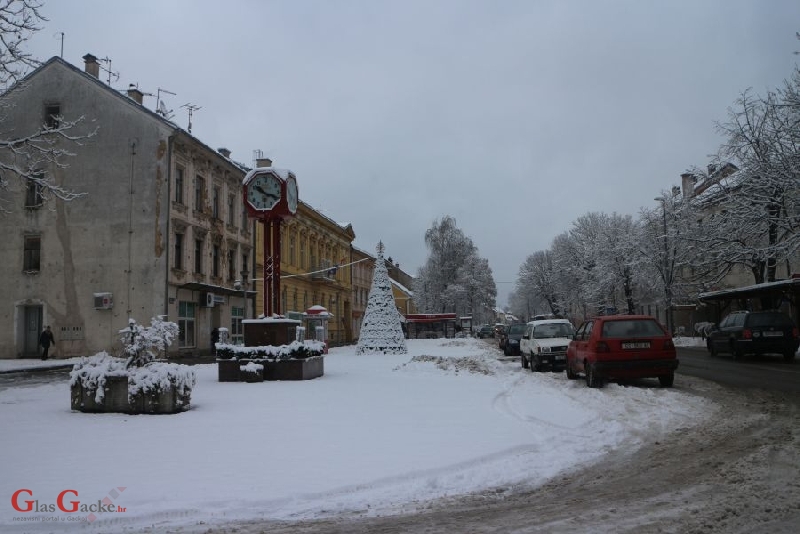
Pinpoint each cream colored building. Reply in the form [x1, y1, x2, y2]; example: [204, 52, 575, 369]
[0, 54, 252, 358]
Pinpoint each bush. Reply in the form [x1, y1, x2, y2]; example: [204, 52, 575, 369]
[215, 340, 325, 361]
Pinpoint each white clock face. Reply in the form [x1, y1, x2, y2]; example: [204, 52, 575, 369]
[287, 176, 298, 213]
[247, 173, 281, 211]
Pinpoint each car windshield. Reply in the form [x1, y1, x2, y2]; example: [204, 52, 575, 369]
[601, 319, 665, 339]
[533, 323, 573, 339]
[508, 324, 526, 335]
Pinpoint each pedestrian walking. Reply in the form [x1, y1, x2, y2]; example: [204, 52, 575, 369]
[39, 325, 55, 360]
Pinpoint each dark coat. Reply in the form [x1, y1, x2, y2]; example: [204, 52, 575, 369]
[39, 329, 54, 348]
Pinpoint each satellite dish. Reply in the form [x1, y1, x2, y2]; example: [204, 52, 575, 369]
[157, 100, 174, 119]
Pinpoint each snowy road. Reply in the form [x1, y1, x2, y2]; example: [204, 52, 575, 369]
[198, 376, 800, 534]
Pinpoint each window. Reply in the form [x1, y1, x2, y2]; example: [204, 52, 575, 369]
[231, 306, 244, 345]
[299, 238, 306, 269]
[227, 194, 235, 225]
[174, 233, 184, 270]
[175, 167, 184, 204]
[178, 301, 196, 348]
[289, 236, 296, 265]
[44, 104, 60, 129]
[25, 180, 43, 208]
[195, 238, 203, 274]
[195, 175, 205, 211]
[212, 186, 220, 219]
[241, 206, 248, 231]
[227, 250, 236, 281]
[23, 236, 41, 272]
[242, 253, 248, 276]
[212, 244, 220, 278]
[293, 289, 298, 312]
[303, 291, 308, 310]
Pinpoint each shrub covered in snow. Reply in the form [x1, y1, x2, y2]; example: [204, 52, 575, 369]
[215, 340, 325, 361]
[120, 316, 180, 368]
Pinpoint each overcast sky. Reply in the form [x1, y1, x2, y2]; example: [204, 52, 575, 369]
[26, 0, 800, 307]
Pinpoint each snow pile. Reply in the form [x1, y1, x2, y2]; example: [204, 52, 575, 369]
[239, 362, 264, 373]
[395, 355, 500, 375]
[357, 242, 408, 355]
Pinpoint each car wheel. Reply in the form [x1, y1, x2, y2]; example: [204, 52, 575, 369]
[521, 355, 528, 369]
[732, 344, 744, 360]
[585, 364, 602, 388]
[566, 362, 578, 380]
[503, 346, 509, 356]
[659, 373, 674, 388]
[784, 349, 796, 362]
[530, 354, 540, 372]
[709, 341, 718, 357]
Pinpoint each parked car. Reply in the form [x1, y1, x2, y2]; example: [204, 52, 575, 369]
[519, 319, 574, 371]
[706, 310, 799, 361]
[477, 324, 494, 338]
[501, 323, 527, 356]
[566, 315, 678, 388]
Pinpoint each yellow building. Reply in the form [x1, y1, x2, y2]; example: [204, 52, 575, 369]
[253, 191, 355, 345]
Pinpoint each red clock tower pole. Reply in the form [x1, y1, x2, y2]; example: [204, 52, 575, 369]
[262, 216, 283, 317]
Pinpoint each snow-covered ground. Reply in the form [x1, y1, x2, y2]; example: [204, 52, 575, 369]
[0, 338, 715, 533]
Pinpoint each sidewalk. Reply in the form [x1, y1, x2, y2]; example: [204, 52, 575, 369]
[0, 357, 83, 374]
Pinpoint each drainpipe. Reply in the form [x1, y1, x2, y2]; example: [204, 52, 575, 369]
[163, 134, 174, 358]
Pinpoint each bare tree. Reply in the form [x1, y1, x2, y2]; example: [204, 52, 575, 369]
[0, 0, 94, 211]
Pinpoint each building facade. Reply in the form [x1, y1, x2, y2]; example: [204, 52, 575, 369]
[0, 55, 252, 358]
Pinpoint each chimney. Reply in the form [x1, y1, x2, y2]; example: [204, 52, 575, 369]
[82, 53, 99, 78]
[680, 172, 696, 199]
[256, 157, 273, 168]
[126, 84, 144, 105]
[217, 148, 231, 158]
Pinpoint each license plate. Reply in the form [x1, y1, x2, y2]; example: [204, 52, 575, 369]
[555, 355, 565, 360]
[763, 331, 784, 337]
[622, 342, 650, 349]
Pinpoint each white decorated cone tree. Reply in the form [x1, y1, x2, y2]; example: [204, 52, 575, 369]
[356, 242, 408, 355]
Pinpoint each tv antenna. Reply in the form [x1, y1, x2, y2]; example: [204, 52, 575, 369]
[181, 103, 202, 133]
[97, 56, 120, 85]
[156, 87, 176, 120]
[53, 32, 64, 58]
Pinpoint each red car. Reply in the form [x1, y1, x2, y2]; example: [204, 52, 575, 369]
[566, 315, 679, 388]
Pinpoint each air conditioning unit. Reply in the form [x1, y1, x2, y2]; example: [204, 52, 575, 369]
[201, 292, 215, 308]
[93, 292, 113, 310]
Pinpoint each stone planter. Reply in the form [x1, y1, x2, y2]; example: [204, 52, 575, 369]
[70, 378, 192, 414]
[263, 356, 324, 381]
[240, 362, 264, 382]
[217, 359, 241, 382]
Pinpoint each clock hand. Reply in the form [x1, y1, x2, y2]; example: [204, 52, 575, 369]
[254, 185, 268, 196]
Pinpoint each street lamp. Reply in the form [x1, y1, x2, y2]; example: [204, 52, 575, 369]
[654, 197, 673, 335]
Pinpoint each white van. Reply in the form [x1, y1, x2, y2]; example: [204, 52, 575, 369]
[519, 319, 575, 372]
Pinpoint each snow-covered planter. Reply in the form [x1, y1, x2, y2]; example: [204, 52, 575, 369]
[240, 362, 264, 382]
[215, 340, 325, 382]
[69, 317, 195, 414]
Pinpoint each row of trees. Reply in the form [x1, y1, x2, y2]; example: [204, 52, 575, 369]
[413, 216, 497, 325]
[509, 44, 800, 327]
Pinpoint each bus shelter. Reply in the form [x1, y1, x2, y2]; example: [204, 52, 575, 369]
[404, 313, 458, 339]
